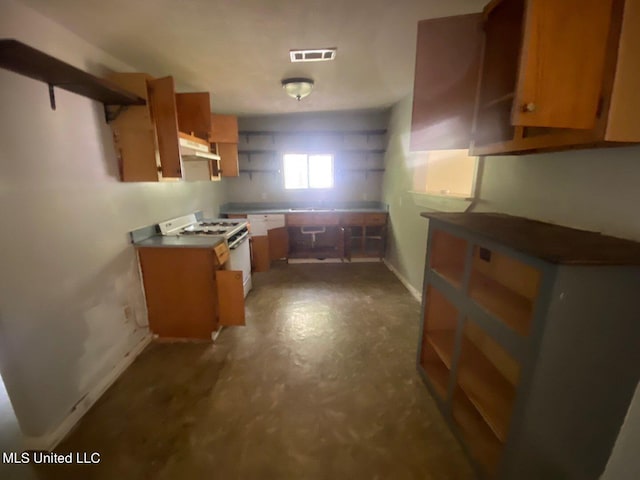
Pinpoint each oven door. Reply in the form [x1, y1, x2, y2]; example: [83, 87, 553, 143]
[228, 235, 252, 297]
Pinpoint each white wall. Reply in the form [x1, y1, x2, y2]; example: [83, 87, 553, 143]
[382, 93, 640, 478]
[225, 110, 389, 204]
[0, 0, 225, 440]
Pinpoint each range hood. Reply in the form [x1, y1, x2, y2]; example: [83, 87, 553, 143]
[178, 132, 220, 181]
[179, 133, 220, 161]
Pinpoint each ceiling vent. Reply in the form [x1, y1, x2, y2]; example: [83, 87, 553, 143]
[289, 48, 337, 63]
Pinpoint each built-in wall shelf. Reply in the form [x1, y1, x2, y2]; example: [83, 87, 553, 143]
[239, 168, 280, 180]
[239, 129, 387, 144]
[338, 168, 385, 179]
[238, 148, 385, 160]
[0, 39, 146, 121]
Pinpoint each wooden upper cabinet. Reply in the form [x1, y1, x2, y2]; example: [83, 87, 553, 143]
[148, 77, 182, 178]
[470, 0, 640, 155]
[175, 92, 211, 140]
[216, 142, 239, 177]
[108, 73, 181, 181]
[210, 114, 239, 143]
[512, 0, 613, 129]
[410, 14, 483, 151]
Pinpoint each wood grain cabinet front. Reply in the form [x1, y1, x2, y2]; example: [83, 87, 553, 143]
[175, 92, 211, 140]
[411, 0, 640, 155]
[472, 0, 640, 155]
[108, 73, 181, 181]
[137, 245, 245, 339]
[209, 114, 239, 177]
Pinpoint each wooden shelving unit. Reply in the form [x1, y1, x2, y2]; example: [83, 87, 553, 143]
[0, 39, 145, 121]
[452, 387, 503, 475]
[468, 272, 533, 336]
[418, 212, 640, 479]
[239, 129, 386, 144]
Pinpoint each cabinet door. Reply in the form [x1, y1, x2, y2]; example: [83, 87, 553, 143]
[410, 13, 483, 151]
[217, 143, 239, 177]
[251, 236, 271, 272]
[148, 76, 182, 178]
[216, 270, 245, 326]
[268, 227, 289, 260]
[210, 114, 239, 143]
[512, 0, 614, 129]
[176, 92, 211, 140]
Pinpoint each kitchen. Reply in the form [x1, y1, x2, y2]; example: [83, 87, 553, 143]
[1, 0, 640, 479]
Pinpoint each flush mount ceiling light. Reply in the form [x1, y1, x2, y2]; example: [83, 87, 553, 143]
[281, 77, 314, 101]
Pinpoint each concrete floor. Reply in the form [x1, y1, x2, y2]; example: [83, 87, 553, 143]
[27, 263, 473, 479]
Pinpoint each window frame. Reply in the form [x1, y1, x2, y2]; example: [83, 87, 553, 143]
[282, 152, 335, 190]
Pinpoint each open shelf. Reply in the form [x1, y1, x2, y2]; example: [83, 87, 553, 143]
[430, 229, 468, 289]
[421, 341, 450, 400]
[427, 330, 456, 369]
[468, 271, 533, 336]
[455, 323, 519, 443]
[452, 387, 503, 476]
[0, 39, 145, 116]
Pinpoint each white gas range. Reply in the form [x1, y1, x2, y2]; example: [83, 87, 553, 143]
[158, 213, 252, 297]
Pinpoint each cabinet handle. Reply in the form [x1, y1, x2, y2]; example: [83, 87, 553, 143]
[523, 102, 537, 113]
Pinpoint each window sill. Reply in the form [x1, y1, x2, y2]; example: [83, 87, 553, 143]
[410, 191, 475, 213]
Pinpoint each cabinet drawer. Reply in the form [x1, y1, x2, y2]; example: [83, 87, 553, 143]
[213, 242, 229, 266]
[364, 213, 388, 226]
[341, 213, 364, 225]
[287, 213, 339, 226]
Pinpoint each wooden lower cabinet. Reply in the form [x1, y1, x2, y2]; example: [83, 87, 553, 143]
[137, 244, 245, 339]
[268, 227, 289, 260]
[418, 212, 640, 480]
[228, 211, 388, 263]
[250, 236, 271, 272]
[342, 212, 388, 259]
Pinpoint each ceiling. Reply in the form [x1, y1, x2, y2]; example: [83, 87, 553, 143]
[20, 0, 485, 116]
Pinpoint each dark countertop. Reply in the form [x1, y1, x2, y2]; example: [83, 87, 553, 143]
[422, 212, 640, 265]
[134, 235, 225, 249]
[220, 201, 388, 215]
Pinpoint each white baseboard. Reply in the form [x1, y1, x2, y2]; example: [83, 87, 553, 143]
[383, 259, 422, 303]
[22, 333, 152, 451]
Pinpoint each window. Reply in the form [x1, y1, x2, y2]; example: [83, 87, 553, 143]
[283, 153, 334, 189]
[412, 149, 478, 198]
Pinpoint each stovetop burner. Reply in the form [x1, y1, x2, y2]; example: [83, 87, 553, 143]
[180, 228, 227, 235]
[200, 221, 239, 227]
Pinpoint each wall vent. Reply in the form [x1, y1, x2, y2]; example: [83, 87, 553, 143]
[289, 48, 337, 62]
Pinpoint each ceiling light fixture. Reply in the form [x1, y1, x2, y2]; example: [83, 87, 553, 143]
[281, 78, 314, 101]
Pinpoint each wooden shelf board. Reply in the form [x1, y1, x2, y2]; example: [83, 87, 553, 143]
[432, 265, 464, 289]
[452, 389, 502, 475]
[422, 360, 450, 400]
[239, 129, 387, 136]
[426, 330, 456, 369]
[468, 272, 532, 336]
[0, 39, 146, 107]
[483, 92, 515, 109]
[456, 338, 516, 442]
